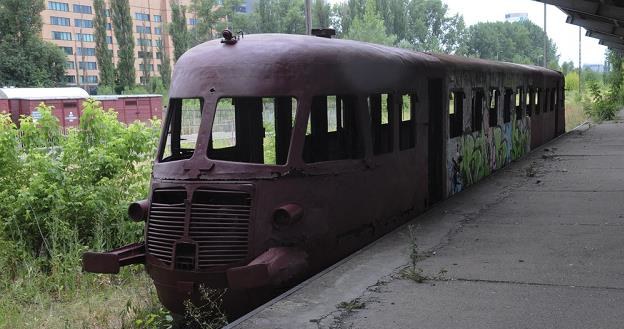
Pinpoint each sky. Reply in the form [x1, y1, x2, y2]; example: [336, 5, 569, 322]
[328, 0, 607, 66]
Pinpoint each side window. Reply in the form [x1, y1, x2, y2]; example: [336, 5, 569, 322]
[471, 89, 484, 132]
[526, 88, 533, 117]
[449, 91, 464, 138]
[535, 88, 541, 115]
[489, 88, 499, 127]
[503, 89, 512, 123]
[550, 88, 556, 112]
[303, 95, 363, 163]
[400, 93, 417, 150]
[515, 87, 523, 119]
[208, 97, 297, 165]
[368, 93, 394, 155]
[161, 98, 203, 162]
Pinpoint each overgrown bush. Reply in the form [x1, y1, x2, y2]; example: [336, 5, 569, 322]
[583, 82, 620, 122]
[0, 100, 160, 308]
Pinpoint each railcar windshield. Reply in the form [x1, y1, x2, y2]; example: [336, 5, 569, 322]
[160, 98, 203, 162]
[207, 97, 297, 165]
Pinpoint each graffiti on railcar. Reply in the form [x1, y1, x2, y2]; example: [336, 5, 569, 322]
[447, 116, 529, 196]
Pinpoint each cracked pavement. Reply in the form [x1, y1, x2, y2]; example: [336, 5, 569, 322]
[226, 114, 624, 329]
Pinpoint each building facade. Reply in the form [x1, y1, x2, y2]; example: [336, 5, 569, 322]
[504, 13, 529, 23]
[42, 0, 195, 94]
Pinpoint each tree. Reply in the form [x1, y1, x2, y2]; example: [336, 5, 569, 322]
[312, 0, 331, 29]
[190, 0, 220, 46]
[247, 0, 306, 34]
[158, 28, 172, 88]
[404, 0, 465, 53]
[138, 25, 152, 86]
[459, 20, 559, 68]
[561, 60, 575, 76]
[170, 0, 190, 61]
[93, 0, 115, 87]
[0, 0, 65, 87]
[343, 0, 396, 46]
[110, 0, 136, 90]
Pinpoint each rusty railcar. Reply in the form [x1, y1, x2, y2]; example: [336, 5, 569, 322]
[83, 33, 564, 315]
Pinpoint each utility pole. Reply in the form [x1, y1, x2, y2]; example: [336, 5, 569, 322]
[579, 26, 582, 93]
[543, 3, 547, 67]
[305, 0, 312, 35]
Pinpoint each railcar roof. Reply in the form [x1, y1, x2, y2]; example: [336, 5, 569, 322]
[431, 53, 562, 78]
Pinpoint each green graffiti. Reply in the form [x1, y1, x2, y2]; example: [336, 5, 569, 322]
[460, 132, 489, 186]
[511, 117, 530, 160]
[493, 127, 508, 170]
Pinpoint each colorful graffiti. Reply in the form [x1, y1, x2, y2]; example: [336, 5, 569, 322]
[447, 116, 530, 197]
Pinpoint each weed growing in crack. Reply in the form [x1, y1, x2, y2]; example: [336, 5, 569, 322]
[183, 285, 228, 329]
[337, 298, 366, 312]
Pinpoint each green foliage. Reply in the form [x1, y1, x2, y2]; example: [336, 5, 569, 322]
[111, 0, 136, 90]
[94, 0, 115, 87]
[244, 0, 306, 34]
[171, 1, 190, 61]
[158, 29, 172, 88]
[312, 0, 331, 29]
[561, 61, 575, 76]
[190, 0, 221, 45]
[0, 0, 66, 87]
[0, 100, 160, 318]
[343, 0, 396, 46]
[565, 72, 580, 92]
[583, 82, 619, 122]
[459, 20, 559, 68]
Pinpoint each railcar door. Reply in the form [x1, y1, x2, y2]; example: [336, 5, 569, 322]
[428, 79, 444, 204]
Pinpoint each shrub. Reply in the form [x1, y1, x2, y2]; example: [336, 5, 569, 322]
[583, 82, 619, 122]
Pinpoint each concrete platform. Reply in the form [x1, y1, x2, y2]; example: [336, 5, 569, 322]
[226, 114, 624, 329]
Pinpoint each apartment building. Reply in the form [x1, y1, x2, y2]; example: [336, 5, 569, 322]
[43, 0, 226, 94]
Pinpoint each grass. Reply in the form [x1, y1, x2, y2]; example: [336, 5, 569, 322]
[0, 268, 164, 329]
[565, 90, 588, 131]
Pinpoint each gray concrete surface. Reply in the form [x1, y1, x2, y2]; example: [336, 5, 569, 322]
[227, 114, 624, 329]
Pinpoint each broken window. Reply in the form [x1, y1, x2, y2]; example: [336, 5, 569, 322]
[368, 93, 394, 155]
[471, 89, 484, 132]
[503, 89, 512, 123]
[207, 97, 296, 165]
[303, 95, 363, 163]
[160, 98, 203, 162]
[489, 89, 499, 127]
[400, 94, 417, 150]
[526, 88, 533, 117]
[515, 87, 523, 119]
[449, 91, 464, 138]
[535, 89, 541, 114]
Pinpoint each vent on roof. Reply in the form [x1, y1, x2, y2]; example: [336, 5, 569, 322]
[312, 29, 336, 38]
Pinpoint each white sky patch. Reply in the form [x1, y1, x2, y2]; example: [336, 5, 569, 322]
[328, 0, 607, 66]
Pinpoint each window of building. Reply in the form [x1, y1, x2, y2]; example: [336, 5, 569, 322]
[138, 51, 153, 58]
[471, 89, 484, 132]
[155, 39, 162, 47]
[515, 87, 523, 119]
[154, 27, 162, 35]
[75, 19, 93, 28]
[139, 64, 154, 71]
[106, 36, 112, 44]
[503, 89, 512, 123]
[449, 91, 464, 138]
[156, 52, 162, 59]
[64, 75, 76, 83]
[76, 33, 94, 42]
[60, 46, 73, 55]
[64, 61, 75, 69]
[189, 18, 198, 25]
[73, 4, 92, 14]
[106, 23, 112, 30]
[400, 94, 417, 150]
[77, 47, 96, 56]
[136, 25, 151, 34]
[154, 15, 162, 22]
[105, 9, 110, 17]
[137, 38, 152, 47]
[80, 76, 98, 84]
[50, 16, 70, 26]
[79, 61, 97, 70]
[52, 31, 72, 40]
[489, 88, 499, 127]
[303, 95, 363, 163]
[135, 13, 150, 21]
[368, 93, 393, 155]
[48, 1, 69, 11]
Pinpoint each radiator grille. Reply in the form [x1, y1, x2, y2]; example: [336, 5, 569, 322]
[146, 188, 186, 266]
[190, 189, 251, 269]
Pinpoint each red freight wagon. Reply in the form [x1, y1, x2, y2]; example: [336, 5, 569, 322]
[0, 87, 89, 128]
[93, 94, 163, 123]
[0, 88, 162, 128]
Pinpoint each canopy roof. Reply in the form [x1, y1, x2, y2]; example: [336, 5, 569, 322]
[0, 87, 89, 100]
[535, 0, 624, 51]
